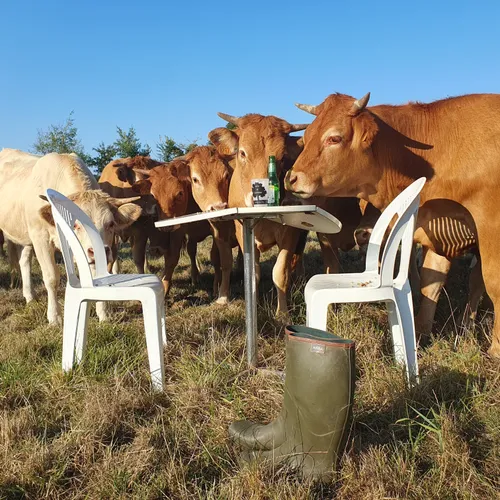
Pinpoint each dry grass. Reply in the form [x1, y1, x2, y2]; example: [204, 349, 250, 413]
[0, 237, 498, 499]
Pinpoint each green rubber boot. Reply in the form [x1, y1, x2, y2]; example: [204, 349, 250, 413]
[229, 325, 355, 481]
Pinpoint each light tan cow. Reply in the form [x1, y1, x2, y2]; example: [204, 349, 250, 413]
[0, 149, 142, 324]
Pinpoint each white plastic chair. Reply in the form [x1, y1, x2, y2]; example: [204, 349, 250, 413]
[305, 178, 426, 383]
[45, 189, 166, 391]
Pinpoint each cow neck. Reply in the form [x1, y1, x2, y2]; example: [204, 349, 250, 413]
[367, 105, 436, 209]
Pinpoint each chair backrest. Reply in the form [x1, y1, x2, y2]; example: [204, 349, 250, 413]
[45, 188, 108, 288]
[365, 178, 426, 287]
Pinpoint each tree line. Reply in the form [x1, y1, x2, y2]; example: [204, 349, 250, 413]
[31, 112, 201, 174]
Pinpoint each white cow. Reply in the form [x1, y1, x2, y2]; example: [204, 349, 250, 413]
[0, 149, 143, 324]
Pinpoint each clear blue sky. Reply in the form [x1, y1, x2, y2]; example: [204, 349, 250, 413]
[1, 0, 499, 158]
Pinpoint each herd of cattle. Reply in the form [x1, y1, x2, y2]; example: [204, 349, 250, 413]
[0, 91, 499, 359]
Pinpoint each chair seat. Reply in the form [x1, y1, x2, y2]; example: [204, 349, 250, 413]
[93, 273, 163, 289]
[306, 272, 381, 291]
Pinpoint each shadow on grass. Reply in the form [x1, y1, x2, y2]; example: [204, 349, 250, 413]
[353, 366, 491, 465]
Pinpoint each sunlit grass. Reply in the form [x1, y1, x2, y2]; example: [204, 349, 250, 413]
[0, 236, 498, 498]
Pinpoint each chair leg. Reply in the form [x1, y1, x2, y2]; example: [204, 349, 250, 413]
[160, 301, 167, 346]
[387, 288, 419, 384]
[306, 295, 329, 331]
[142, 295, 166, 391]
[74, 301, 91, 365]
[62, 294, 83, 372]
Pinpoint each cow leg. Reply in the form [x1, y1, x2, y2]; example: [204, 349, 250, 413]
[318, 233, 340, 274]
[7, 240, 21, 288]
[0, 230, 4, 258]
[31, 237, 61, 324]
[132, 231, 148, 274]
[466, 256, 486, 324]
[235, 246, 244, 274]
[19, 245, 35, 303]
[210, 238, 221, 297]
[409, 245, 421, 298]
[273, 247, 295, 319]
[212, 224, 233, 305]
[415, 248, 451, 345]
[161, 231, 184, 296]
[109, 234, 120, 274]
[273, 229, 303, 318]
[187, 238, 200, 285]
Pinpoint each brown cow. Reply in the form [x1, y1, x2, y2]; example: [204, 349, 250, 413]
[285, 92, 500, 356]
[132, 151, 234, 303]
[98, 156, 167, 274]
[209, 113, 362, 317]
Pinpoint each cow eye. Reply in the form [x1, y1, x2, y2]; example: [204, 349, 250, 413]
[239, 149, 246, 159]
[176, 191, 184, 199]
[325, 135, 342, 146]
[192, 177, 200, 185]
[105, 221, 115, 230]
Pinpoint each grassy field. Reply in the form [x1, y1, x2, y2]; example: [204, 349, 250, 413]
[0, 236, 499, 499]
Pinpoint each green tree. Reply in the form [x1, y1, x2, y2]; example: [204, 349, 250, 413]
[114, 126, 151, 158]
[156, 136, 199, 162]
[89, 142, 118, 174]
[32, 111, 89, 160]
[156, 136, 185, 162]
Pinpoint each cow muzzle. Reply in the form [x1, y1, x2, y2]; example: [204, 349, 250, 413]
[206, 202, 228, 212]
[284, 170, 314, 198]
[87, 245, 113, 264]
[354, 228, 372, 250]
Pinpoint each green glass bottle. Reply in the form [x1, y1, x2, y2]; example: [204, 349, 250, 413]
[267, 155, 280, 206]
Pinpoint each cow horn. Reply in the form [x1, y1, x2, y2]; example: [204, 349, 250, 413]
[217, 112, 241, 126]
[349, 92, 371, 116]
[288, 123, 309, 132]
[132, 168, 152, 177]
[109, 196, 142, 206]
[295, 103, 318, 115]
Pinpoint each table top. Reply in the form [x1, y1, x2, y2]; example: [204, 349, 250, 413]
[154, 205, 342, 234]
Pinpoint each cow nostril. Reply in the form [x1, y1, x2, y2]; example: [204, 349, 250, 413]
[286, 171, 297, 187]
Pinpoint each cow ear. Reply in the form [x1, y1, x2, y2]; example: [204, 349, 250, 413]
[172, 160, 190, 182]
[132, 179, 152, 194]
[113, 203, 143, 229]
[208, 127, 238, 158]
[39, 203, 55, 226]
[352, 112, 378, 149]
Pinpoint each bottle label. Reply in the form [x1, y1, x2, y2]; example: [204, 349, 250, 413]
[268, 188, 275, 205]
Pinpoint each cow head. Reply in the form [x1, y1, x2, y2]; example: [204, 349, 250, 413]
[113, 157, 162, 216]
[39, 190, 142, 264]
[179, 146, 232, 212]
[131, 161, 190, 230]
[285, 92, 380, 199]
[209, 114, 308, 207]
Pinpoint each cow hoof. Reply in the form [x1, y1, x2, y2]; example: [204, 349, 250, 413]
[48, 315, 63, 326]
[275, 311, 291, 324]
[216, 296, 229, 306]
[487, 345, 500, 359]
